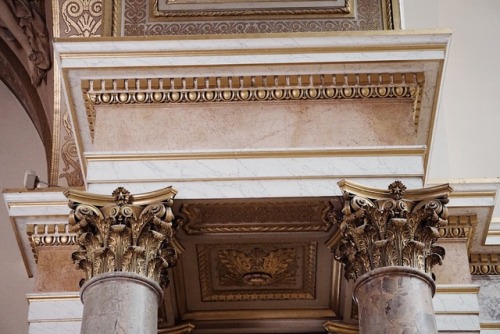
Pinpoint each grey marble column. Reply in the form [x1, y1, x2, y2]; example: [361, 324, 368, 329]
[329, 180, 451, 334]
[65, 187, 179, 334]
[80, 272, 162, 334]
[353, 267, 437, 334]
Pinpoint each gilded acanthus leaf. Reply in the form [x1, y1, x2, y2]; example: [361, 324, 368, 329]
[67, 187, 178, 288]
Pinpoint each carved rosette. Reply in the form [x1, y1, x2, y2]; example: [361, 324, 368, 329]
[65, 186, 178, 288]
[331, 180, 452, 281]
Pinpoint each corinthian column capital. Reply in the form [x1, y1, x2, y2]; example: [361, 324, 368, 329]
[64, 186, 178, 288]
[330, 180, 452, 281]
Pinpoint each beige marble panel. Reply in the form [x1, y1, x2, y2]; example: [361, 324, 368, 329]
[34, 246, 83, 292]
[433, 240, 472, 284]
[94, 99, 415, 152]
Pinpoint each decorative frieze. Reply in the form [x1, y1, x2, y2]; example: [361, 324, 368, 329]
[153, 0, 351, 18]
[122, 0, 397, 36]
[65, 186, 178, 288]
[178, 199, 338, 234]
[328, 180, 451, 281]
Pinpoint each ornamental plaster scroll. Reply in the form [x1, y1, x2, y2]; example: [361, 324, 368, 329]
[328, 180, 452, 281]
[65, 186, 179, 288]
[0, 0, 51, 85]
[60, 0, 103, 37]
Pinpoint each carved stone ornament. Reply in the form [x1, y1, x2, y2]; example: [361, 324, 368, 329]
[65, 186, 178, 288]
[0, 0, 51, 85]
[329, 180, 452, 281]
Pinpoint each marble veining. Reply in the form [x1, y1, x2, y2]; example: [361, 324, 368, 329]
[472, 275, 500, 322]
[86, 155, 424, 182]
[87, 177, 424, 199]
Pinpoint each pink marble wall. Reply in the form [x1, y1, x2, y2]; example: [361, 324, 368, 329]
[93, 99, 416, 152]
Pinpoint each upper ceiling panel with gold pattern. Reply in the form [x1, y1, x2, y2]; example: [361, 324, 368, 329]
[53, 0, 400, 38]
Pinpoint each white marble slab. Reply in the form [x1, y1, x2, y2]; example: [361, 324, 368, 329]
[87, 176, 424, 199]
[433, 293, 480, 313]
[3, 190, 68, 217]
[472, 276, 500, 323]
[55, 31, 451, 68]
[29, 322, 81, 334]
[86, 155, 424, 183]
[435, 314, 481, 332]
[28, 293, 82, 334]
[28, 294, 82, 321]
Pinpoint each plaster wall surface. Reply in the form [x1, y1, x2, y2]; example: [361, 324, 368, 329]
[403, 0, 500, 181]
[0, 80, 47, 334]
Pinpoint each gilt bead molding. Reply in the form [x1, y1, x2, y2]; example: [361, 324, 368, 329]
[64, 186, 179, 288]
[82, 72, 423, 141]
[327, 180, 452, 281]
[27, 223, 78, 262]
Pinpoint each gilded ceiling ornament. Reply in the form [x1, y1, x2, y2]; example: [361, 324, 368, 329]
[217, 248, 297, 287]
[197, 242, 317, 301]
[330, 180, 451, 281]
[65, 186, 178, 288]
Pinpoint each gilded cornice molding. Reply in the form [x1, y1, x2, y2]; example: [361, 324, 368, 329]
[27, 223, 78, 262]
[65, 186, 179, 288]
[157, 323, 195, 334]
[470, 253, 500, 275]
[82, 72, 423, 141]
[328, 180, 451, 281]
[438, 215, 476, 249]
[323, 320, 359, 334]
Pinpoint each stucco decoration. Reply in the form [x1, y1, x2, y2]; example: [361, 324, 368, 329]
[0, 0, 50, 85]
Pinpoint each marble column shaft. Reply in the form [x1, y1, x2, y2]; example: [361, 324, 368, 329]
[80, 272, 162, 334]
[353, 267, 437, 334]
